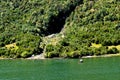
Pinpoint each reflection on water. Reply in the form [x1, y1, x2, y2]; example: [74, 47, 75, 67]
[0, 57, 120, 80]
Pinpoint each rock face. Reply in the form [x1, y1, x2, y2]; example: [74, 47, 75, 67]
[27, 53, 45, 59]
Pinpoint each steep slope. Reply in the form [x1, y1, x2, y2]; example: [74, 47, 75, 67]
[45, 0, 120, 58]
[0, 0, 120, 58]
[0, 0, 83, 58]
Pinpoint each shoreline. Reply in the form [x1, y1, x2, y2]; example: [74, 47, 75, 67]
[82, 53, 120, 58]
[0, 53, 120, 60]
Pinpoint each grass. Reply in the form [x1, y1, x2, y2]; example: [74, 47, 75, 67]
[91, 43, 120, 52]
[5, 43, 17, 49]
[108, 45, 120, 50]
[5, 43, 19, 51]
[91, 43, 102, 48]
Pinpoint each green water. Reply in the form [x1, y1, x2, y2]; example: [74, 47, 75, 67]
[0, 57, 120, 80]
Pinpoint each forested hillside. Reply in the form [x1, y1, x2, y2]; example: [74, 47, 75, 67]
[45, 0, 120, 58]
[0, 0, 120, 58]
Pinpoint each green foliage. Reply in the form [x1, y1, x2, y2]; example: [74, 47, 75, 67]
[1, 0, 82, 36]
[45, 0, 120, 58]
[0, 0, 83, 58]
[67, 51, 80, 58]
[0, 48, 6, 57]
[0, 33, 42, 58]
[107, 48, 119, 54]
[1, 0, 120, 58]
[45, 51, 59, 58]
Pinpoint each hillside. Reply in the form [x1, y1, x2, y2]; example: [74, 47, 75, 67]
[0, 0, 120, 58]
[45, 0, 120, 58]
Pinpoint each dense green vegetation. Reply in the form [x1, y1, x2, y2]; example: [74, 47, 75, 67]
[0, 0, 120, 58]
[45, 0, 120, 58]
[0, 0, 82, 58]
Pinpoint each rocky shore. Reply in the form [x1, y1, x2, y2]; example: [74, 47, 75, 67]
[82, 53, 120, 58]
[0, 53, 120, 60]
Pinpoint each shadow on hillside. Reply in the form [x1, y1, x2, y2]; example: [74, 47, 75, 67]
[45, 0, 83, 35]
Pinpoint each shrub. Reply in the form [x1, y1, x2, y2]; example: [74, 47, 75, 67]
[67, 51, 80, 58]
[107, 48, 119, 54]
[45, 51, 59, 58]
[46, 44, 55, 52]
[20, 51, 30, 58]
[0, 48, 6, 56]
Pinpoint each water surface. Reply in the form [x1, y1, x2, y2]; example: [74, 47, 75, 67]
[0, 57, 120, 80]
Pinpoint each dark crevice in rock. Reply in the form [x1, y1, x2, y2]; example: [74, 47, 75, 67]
[38, 0, 83, 56]
[44, 0, 83, 35]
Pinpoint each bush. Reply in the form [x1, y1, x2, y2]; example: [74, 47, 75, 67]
[67, 51, 80, 58]
[107, 48, 119, 54]
[20, 51, 31, 58]
[93, 46, 108, 56]
[46, 44, 55, 52]
[1, 0, 120, 58]
[45, 51, 59, 58]
[102, 39, 113, 46]
[0, 48, 6, 56]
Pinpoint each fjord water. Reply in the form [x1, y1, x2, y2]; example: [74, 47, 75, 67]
[0, 57, 120, 80]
